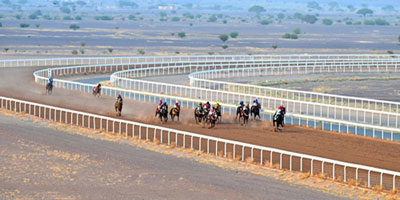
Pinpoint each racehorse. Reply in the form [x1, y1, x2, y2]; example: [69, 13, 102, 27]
[238, 107, 249, 125]
[93, 85, 101, 97]
[235, 106, 243, 120]
[206, 112, 218, 129]
[156, 106, 168, 123]
[215, 106, 222, 123]
[170, 107, 180, 121]
[273, 113, 284, 132]
[250, 105, 260, 120]
[115, 99, 123, 116]
[46, 83, 53, 95]
[194, 107, 204, 124]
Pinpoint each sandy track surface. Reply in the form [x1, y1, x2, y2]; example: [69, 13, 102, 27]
[1, 66, 400, 173]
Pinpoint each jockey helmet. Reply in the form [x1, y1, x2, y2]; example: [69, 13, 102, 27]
[216, 102, 219, 106]
[255, 99, 258, 103]
[118, 94, 121, 97]
[159, 100, 162, 103]
[206, 101, 209, 104]
[164, 102, 167, 105]
[240, 101, 243, 105]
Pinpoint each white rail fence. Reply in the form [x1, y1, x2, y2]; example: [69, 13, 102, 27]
[34, 64, 400, 142]
[0, 96, 399, 191]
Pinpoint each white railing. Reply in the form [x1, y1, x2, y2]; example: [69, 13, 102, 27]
[34, 65, 400, 142]
[1, 95, 399, 191]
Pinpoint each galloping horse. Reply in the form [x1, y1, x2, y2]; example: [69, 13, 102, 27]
[235, 106, 243, 120]
[46, 82, 53, 95]
[156, 106, 168, 123]
[170, 107, 180, 121]
[273, 112, 284, 132]
[215, 106, 222, 123]
[206, 112, 218, 129]
[250, 105, 260, 120]
[238, 107, 249, 125]
[93, 84, 101, 97]
[115, 98, 123, 116]
[194, 107, 204, 124]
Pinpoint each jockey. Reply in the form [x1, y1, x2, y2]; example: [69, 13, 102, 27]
[239, 101, 244, 107]
[162, 102, 168, 110]
[97, 83, 101, 89]
[174, 101, 180, 111]
[244, 103, 250, 110]
[203, 101, 211, 110]
[49, 76, 53, 86]
[209, 107, 216, 116]
[157, 100, 163, 110]
[278, 105, 286, 115]
[197, 102, 202, 109]
[215, 102, 221, 110]
[117, 94, 123, 104]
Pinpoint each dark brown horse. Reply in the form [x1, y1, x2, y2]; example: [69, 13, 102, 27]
[46, 83, 53, 95]
[115, 99, 123, 116]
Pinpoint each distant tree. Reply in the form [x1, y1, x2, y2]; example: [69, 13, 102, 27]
[277, 13, 285, 20]
[94, 16, 113, 20]
[128, 14, 136, 20]
[76, 0, 86, 6]
[328, 1, 339, 11]
[259, 19, 271, 25]
[107, 48, 113, 53]
[35, 24, 40, 28]
[171, 17, 180, 22]
[219, 34, 229, 43]
[356, 8, 373, 19]
[374, 19, 389, 26]
[302, 15, 318, 24]
[15, 14, 22, 19]
[75, 16, 82, 20]
[293, 12, 303, 19]
[80, 49, 85, 54]
[221, 45, 228, 49]
[208, 52, 214, 55]
[80, 42, 86, 47]
[43, 14, 52, 20]
[182, 12, 194, 19]
[322, 18, 333, 25]
[248, 5, 266, 15]
[118, 0, 138, 8]
[29, 13, 39, 20]
[282, 33, 298, 39]
[207, 15, 217, 22]
[222, 19, 227, 24]
[307, 1, 322, 10]
[72, 50, 78, 55]
[177, 32, 186, 38]
[20, 23, 29, 28]
[363, 19, 375, 25]
[63, 16, 73, 20]
[293, 28, 301, 34]
[159, 12, 167, 17]
[60, 7, 71, 14]
[347, 5, 356, 12]
[230, 31, 239, 38]
[272, 44, 278, 49]
[69, 24, 79, 30]
[382, 5, 395, 12]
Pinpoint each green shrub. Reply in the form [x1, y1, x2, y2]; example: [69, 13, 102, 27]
[137, 49, 145, 55]
[69, 24, 80, 30]
[219, 34, 229, 42]
[60, 7, 71, 14]
[230, 31, 238, 38]
[35, 24, 40, 28]
[322, 18, 333, 25]
[293, 28, 301, 34]
[63, 16, 73, 20]
[222, 45, 228, 49]
[72, 50, 78, 55]
[75, 16, 82, 20]
[43, 14, 51, 20]
[207, 15, 217, 22]
[94, 16, 113, 20]
[20, 23, 30, 28]
[171, 17, 180, 22]
[302, 15, 318, 24]
[364, 19, 375, 25]
[107, 48, 113, 53]
[259, 19, 271, 25]
[128, 14, 136, 20]
[272, 44, 278, 49]
[177, 32, 186, 38]
[374, 18, 389, 26]
[282, 33, 298, 39]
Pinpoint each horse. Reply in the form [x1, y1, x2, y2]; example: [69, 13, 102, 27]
[215, 106, 222, 123]
[170, 107, 180, 121]
[156, 106, 168, 123]
[206, 113, 218, 129]
[194, 107, 204, 124]
[115, 99, 123, 116]
[46, 83, 53, 95]
[250, 105, 260, 120]
[238, 107, 249, 125]
[235, 106, 243, 120]
[273, 113, 284, 132]
[93, 85, 101, 97]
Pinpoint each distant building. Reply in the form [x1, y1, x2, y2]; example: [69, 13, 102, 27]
[158, 5, 175, 11]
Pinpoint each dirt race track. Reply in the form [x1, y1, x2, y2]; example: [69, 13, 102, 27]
[1, 66, 400, 186]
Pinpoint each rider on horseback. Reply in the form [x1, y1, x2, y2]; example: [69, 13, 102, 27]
[116, 94, 123, 104]
[49, 76, 53, 87]
[174, 101, 180, 111]
[278, 105, 286, 125]
[252, 99, 261, 109]
[203, 101, 211, 110]
[209, 107, 216, 116]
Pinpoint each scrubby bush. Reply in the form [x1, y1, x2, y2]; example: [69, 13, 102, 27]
[259, 19, 271, 25]
[128, 14, 136, 20]
[222, 19, 227, 24]
[75, 15, 82, 20]
[69, 24, 80, 30]
[374, 19, 389, 26]
[207, 15, 217, 22]
[230, 31, 238, 38]
[137, 49, 145, 55]
[35, 24, 40, 28]
[171, 17, 180, 22]
[94, 16, 113, 20]
[15, 14, 22, 19]
[177, 32, 186, 38]
[60, 7, 71, 14]
[221, 45, 228, 49]
[219, 34, 229, 42]
[0, 22, 2, 27]
[282, 33, 298, 39]
[182, 12, 194, 19]
[72, 50, 78, 55]
[364, 19, 375, 25]
[20, 23, 29, 28]
[107, 48, 113, 53]
[293, 12, 303, 19]
[357, 8, 373, 18]
[43, 14, 51, 20]
[63, 16, 73, 20]
[248, 5, 266, 15]
[208, 52, 214, 55]
[277, 13, 285, 19]
[322, 18, 333, 25]
[293, 28, 301, 34]
[80, 42, 85, 47]
[80, 49, 85, 54]
[272, 44, 278, 49]
[302, 15, 318, 24]
[28, 13, 39, 19]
